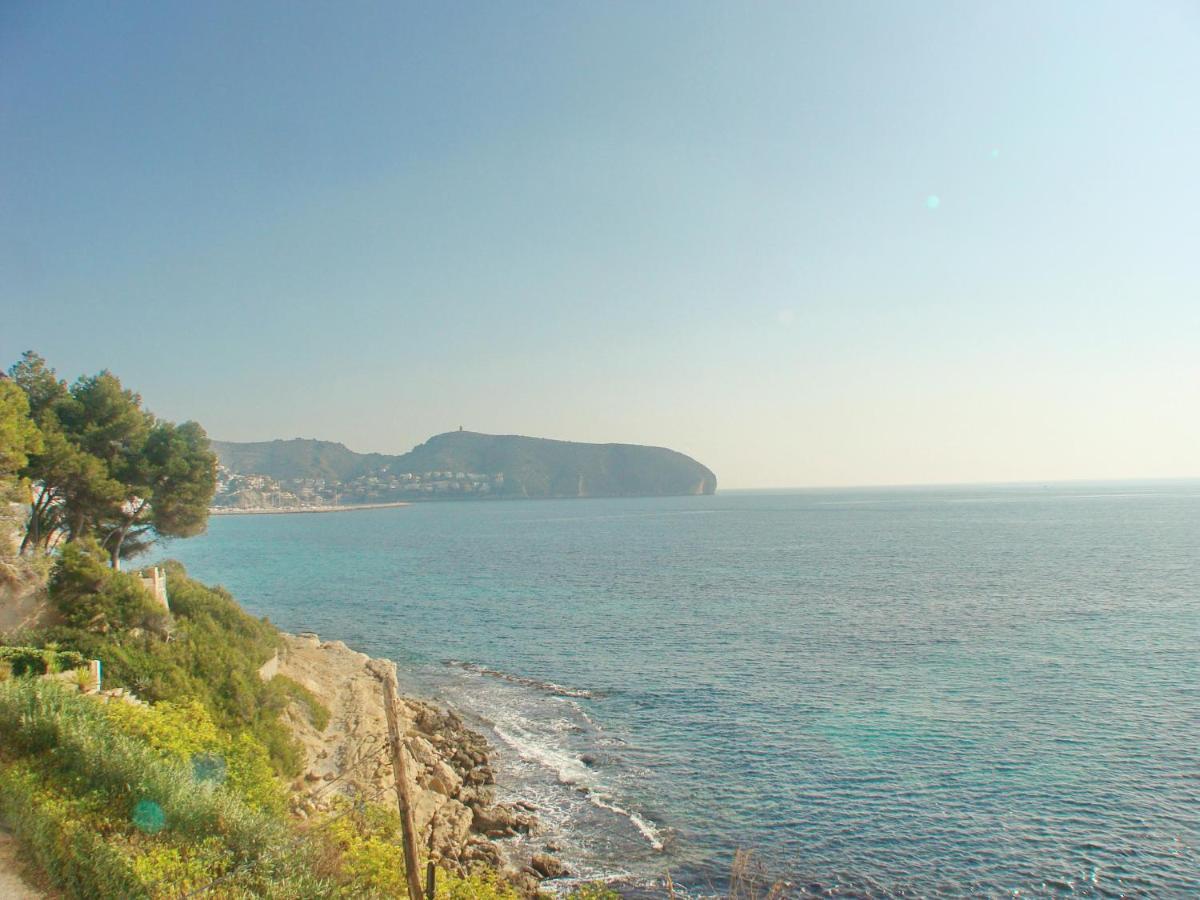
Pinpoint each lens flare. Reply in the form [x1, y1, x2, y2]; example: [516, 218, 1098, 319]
[926, 195, 940, 210]
[192, 752, 228, 785]
[132, 799, 166, 834]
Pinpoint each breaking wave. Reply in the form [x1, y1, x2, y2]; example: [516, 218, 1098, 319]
[490, 718, 665, 853]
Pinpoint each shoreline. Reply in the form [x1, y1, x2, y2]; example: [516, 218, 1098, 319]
[274, 631, 565, 892]
[209, 501, 410, 516]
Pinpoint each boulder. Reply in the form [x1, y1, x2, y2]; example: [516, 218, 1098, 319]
[530, 853, 569, 879]
[471, 804, 535, 837]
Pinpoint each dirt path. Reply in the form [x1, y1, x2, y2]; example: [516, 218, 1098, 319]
[0, 828, 47, 899]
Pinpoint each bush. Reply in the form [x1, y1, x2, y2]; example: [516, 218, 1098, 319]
[270, 674, 332, 731]
[0, 763, 146, 899]
[49, 540, 168, 635]
[104, 698, 285, 815]
[0, 678, 331, 898]
[36, 558, 302, 776]
[0, 645, 88, 676]
[320, 798, 521, 900]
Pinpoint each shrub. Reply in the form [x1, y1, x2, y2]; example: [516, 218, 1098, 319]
[36, 558, 302, 776]
[0, 678, 332, 898]
[319, 798, 522, 900]
[0, 763, 146, 899]
[0, 645, 88, 676]
[49, 540, 168, 634]
[437, 868, 522, 900]
[104, 698, 285, 815]
[270, 674, 332, 731]
[567, 885, 622, 900]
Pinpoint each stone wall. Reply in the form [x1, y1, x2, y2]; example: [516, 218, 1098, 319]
[136, 567, 169, 611]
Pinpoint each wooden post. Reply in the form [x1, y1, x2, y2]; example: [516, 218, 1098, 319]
[381, 668, 425, 900]
[425, 822, 436, 900]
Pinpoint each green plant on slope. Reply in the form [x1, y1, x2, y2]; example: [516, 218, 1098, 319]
[0, 645, 88, 676]
[0, 678, 331, 898]
[104, 698, 285, 815]
[270, 674, 332, 731]
[29, 551, 302, 776]
[319, 797, 522, 900]
[50, 539, 169, 634]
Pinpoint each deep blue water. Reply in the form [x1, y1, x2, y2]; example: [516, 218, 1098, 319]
[155, 484, 1199, 896]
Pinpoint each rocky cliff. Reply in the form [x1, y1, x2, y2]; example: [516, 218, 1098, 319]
[275, 633, 557, 893]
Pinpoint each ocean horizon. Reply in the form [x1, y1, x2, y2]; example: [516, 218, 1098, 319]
[154, 482, 1199, 896]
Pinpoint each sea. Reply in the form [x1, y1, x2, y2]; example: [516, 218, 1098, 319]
[152, 482, 1199, 897]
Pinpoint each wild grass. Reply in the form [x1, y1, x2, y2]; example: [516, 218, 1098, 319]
[21, 553, 304, 776]
[0, 677, 331, 898]
[271, 673, 332, 731]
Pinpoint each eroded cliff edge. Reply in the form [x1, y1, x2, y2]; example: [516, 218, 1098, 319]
[274, 633, 562, 892]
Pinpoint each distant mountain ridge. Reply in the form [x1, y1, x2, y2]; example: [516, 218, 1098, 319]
[211, 431, 716, 504]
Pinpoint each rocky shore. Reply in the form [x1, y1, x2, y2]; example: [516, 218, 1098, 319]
[274, 632, 566, 893]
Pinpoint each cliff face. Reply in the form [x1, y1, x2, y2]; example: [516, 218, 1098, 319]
[274, 634, 549, 892]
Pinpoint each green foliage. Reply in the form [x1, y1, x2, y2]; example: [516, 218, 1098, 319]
[37, 558, 302, 776]
[140, 420, 217, 539]
[323, 799, 408, 898]
[566, 884, 622, 900]
[104, 699, 285, 814]
[21, 423, 125, 552]
[0, 378, 42, 484]
[7, 351, 67, 421]
[437, 868, 523, 900]
[49, 539, 170, 633]
[54, 371, 151, 474]
[270, 674, 332, 731]
[7, 352, 218, 564]
[0, 763, 146, 899]
[320, 798, 521, 900]
[0, 645, 88, 676]
[0, 679, 333, 899]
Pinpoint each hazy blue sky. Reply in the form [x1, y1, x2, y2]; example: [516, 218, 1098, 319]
[3, 2, 1198, 488]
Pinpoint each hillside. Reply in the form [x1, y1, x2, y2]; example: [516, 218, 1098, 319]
[210, 438, 390, 483]
[212, 431, 716, 505]
[400, 431, 716, 497]
[0, 553, 565, 896]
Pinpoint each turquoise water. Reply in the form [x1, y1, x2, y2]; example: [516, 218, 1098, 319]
[157, 484, 1199, 895]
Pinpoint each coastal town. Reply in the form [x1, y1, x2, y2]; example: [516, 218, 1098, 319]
[213, 465, 505, 510]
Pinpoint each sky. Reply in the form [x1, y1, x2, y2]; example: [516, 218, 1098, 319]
[2, 1, 1198, 489]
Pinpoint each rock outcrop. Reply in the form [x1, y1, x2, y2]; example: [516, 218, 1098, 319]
[274, 633, 545, 890]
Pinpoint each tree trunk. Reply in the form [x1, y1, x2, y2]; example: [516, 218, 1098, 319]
[107, 499, 148, 569]
[19, 500, 37, 555]
[20, 489, 52, 556]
